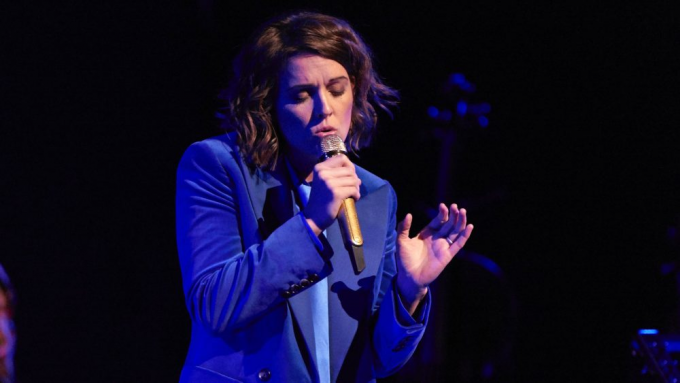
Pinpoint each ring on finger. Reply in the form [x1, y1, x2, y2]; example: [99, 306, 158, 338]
[445, 237, 454, 246]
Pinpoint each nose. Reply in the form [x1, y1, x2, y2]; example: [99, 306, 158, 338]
[315, 91, 332, 119]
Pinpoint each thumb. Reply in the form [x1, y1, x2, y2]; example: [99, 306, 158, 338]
[397, 213, 413, 239]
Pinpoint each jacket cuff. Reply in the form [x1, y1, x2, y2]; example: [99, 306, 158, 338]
[297, 212, 324, 251]
[393, 280, 430, 326]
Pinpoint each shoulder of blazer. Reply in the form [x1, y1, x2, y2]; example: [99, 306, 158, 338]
[197, 132, 239, 163]
[355, 164, 391, 198]
[193, 133, 263, 180]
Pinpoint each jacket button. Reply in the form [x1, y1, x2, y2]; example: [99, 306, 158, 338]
[300, 278, 310, 288]
[258, 368, 271, 381]
[308, 273, 320, 282]
[281, 290, 292, 298]
[290, 283, 301, 294]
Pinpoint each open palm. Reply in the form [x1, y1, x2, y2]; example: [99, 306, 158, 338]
[395, 203, 473, 306]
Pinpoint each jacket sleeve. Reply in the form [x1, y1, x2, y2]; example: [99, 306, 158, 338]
[175, 140, 329, 335]
[371, 184, 431, 377]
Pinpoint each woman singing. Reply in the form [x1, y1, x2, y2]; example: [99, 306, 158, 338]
[176, 11, 473, 382]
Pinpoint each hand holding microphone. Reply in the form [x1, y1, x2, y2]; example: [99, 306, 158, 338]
[302, 135, 365, 274]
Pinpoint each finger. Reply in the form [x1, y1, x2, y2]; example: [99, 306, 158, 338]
[336, 154, 355, 169]
[316, 167, 358, 181]
[437, 204, 459, 236]
[322, 154, 355, 169]
[427, 203, 449, 230]
[335, 185, 361, 201]
[317, 169, 361, 203]
[448, 224, 474, 255]
[397, 213, 413, 239]
[325, 176, 362, 191]
[355, 180, 361, 200]
[453, 208, 467, 234]
[323, 175, 361, 187]
[314, 156, 355, 175]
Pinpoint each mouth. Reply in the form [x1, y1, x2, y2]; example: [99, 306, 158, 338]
[312, 126, 337, 137]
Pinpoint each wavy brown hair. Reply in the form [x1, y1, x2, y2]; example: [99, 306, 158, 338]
[219, 11, 399, 170]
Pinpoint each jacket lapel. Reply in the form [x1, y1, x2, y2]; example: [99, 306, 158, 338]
[285, 179, 391, 381]
[235, 154, 294, 241]
[238, 156, 324, 377]
[326, 184, 390, 380]
[234, 144, 392, 379]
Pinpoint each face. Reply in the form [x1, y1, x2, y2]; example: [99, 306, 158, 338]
[275, 54, 353, 166]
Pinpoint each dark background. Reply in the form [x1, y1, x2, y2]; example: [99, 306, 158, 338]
[2, 1, 679, 382]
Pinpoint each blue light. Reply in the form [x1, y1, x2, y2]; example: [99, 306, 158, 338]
[456, 101, 467, 116]
[666, 340, 680, 352]
[638, 329, 659, 335]
[449, 73, 466, 85]
[478, 116, 489, 128]
[479, 102, 491, 114]
[427, 106, 439, 118]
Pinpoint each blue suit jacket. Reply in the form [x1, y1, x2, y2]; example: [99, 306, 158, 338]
[176, 134, 429, 382]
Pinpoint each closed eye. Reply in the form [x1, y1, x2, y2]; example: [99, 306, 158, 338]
[329, 87, 346, 97]
[327, 78, 349, 97]
[290, 89, 312, 103]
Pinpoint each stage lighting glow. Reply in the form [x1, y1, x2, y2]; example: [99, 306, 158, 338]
[638, 329, 659, 335]
[449, 73, 466, 85]
[456, 101, 467, 116]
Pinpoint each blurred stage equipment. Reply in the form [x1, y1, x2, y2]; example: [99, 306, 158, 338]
[426, 73, 491, 204]
[382, 74, 516, 382]
[631, 329, 680, 382]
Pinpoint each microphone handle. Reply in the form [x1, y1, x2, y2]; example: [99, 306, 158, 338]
[338, 197, 366, 274]
[339, 198, 363, 246]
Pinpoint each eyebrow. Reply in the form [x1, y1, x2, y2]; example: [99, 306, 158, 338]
[285, 76, 350, 91]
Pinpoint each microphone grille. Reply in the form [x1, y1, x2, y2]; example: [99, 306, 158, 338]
[320, 135, 346, 154]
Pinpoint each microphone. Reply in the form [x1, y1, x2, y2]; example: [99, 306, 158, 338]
[320, 135, 365, 274]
